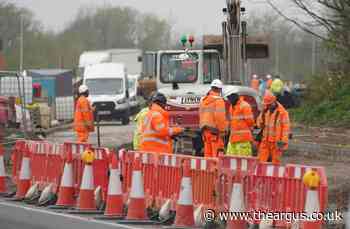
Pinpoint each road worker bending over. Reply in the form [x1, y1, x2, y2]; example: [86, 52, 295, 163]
[257, 91, 290, 164]
[74, 85, 94, 143]
[199, 79, 228, 158]
[224, 90, 255, 156]
[139, 92, 183, 154]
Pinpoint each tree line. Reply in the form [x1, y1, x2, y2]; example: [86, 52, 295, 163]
[0, 1, 172, 70]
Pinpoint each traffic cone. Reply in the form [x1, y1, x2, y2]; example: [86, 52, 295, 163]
[15, 146, 31, 199]
[226, 181, 247, 229]
[126, 156, 147, 220]
[104, 153, 123, 217]
[301, 188, 322, 229]
[76, 161, 95, 210]
[174, 160, 195, 227]
[0, 146, 7, 193]
[56, 150, 75, 207]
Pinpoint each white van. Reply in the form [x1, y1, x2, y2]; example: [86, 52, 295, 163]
[83, 63, 130, 125]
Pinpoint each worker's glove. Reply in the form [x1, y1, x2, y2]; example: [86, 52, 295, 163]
[276, 141, 287, 150]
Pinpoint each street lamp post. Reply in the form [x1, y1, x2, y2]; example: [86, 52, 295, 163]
[20, 15, 24, 72]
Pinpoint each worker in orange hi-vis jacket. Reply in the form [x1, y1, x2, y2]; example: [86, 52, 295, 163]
[250, 74, 260, 92]
[257, 91, 290, 164]
[74, 85, 95, 143]
[199, 79, 228, 158]
[139, 92, 183, 154]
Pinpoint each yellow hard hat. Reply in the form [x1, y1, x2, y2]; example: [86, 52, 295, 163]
[303, 169, 320, 189]
[81, 149, 95, 164]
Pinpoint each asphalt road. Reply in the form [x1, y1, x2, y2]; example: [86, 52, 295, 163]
[47, 122, 135, 148]
[0, 200, 155, 229]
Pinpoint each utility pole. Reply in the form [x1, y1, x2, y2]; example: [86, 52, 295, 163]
[275, 35, 279, 75]
[311, 36, 316, 75]
[20, 15, 24, 72]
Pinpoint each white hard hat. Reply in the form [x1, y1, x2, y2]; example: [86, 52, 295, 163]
[210, 79, 223, 89]
[223, 85, 239, 98]
[266, 74, 272, 79]
[253, 74, 258, 79]
[79, 84, 89, 94]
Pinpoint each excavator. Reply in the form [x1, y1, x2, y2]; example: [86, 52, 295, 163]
[138, 1, 269, 155]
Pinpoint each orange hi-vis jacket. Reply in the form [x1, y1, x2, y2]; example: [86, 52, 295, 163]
[267, 79, 273, 89]
[140, 103, 183, 154]
[199, 90, 228, 134]
[74, 96, 94, 133]
[257, 102, 290, 146]
[250, 79, 260, 92]
[229, 97, 255, 143]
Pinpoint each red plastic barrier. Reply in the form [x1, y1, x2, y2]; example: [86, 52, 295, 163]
[218, 155, 258, 212]
[284, 164, 328, 214]
[46, 143, 64, 192]
[244, 175, 302, 225]
[30, 141, 50, 190]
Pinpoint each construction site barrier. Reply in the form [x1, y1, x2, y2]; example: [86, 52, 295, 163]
[284, 164, 328, 214]
[217, 155, 259, 212]
[119, 150, 220, 212]
[31, 142, 64, 192]
[9, 140, 329, 228]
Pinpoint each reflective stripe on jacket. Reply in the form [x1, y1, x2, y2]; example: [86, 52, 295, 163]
[74, 96, 94, 132]
[199, 90, 228, 134]
[257, 103, 290, 145]
[229, 97, 255, 143]
[139, 103, 182, 154]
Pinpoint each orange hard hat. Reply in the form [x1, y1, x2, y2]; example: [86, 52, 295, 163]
[263, 91, 276, 105]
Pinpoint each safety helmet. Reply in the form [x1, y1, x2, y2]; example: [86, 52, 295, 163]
[79, 84, 89, 94]
[263, 90, 276, 105]
[222, 85, 239, 98]
[252, 74, 258, 79]
[266, 74, 272, 79]
[210, 79, 223, 89]
[152, 92, 167, 105]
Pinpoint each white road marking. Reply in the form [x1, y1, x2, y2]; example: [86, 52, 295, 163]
[0, 201, 142, 229]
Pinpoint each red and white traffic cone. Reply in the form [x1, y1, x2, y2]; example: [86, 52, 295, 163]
[301, 188, 322, 229]
[104, 153, 123, 217]
[174, 160, 195, 227]
[126, 156, 147, 220]
[76, 161, 95, 210]
[15, 146, 31, 199]
[0, 146, 7, 193]
[226, 181, 247, 229]
[56, 150, 75, 207]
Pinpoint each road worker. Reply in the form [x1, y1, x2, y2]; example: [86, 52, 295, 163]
[257, 91, 290, 164]
[139, 92, 183, 154]
[250, 74, 260, 92]
[225, 91, 255, 156]
[133, 94, 156, 150]
[271, 75, 284, 96]
[199, 79, 228, 158]
[266, 74, 273, 89]
[74, 85, 94, 143]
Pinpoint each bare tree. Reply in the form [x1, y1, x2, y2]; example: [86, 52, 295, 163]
[267, 0, 350, 69]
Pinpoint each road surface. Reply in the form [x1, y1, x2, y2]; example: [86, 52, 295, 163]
[47, 122, 135, 148]
[0, 200, 160, 229]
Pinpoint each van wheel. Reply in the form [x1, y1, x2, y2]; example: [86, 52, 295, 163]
[121, 114, 130, 125]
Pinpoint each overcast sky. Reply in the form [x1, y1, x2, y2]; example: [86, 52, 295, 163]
[11, 0, 275, 34]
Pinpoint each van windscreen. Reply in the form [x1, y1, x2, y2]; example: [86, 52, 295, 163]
[85, 78, 123, 95]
